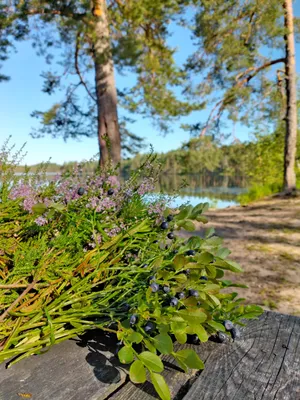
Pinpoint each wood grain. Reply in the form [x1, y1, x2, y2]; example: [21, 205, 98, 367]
[184, 312, 300, 400]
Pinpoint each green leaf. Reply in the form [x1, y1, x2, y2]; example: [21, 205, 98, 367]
[176, 349, 204, 370]
[178, 309, 207, 325]
[153, 333, 173, 355]
[181, 220, 195, 231]
[175, 206, 192, 221]
[32, 203, 48, 215]
[195, 215, 208, 224]
[150, 373, 171, 400]
[139, 351, 164, 372]
[118, 346, 134, 364]
[208, 294, 221, 307]
[144, 339, 157, 354]
[216, 247, 231, 259]
[49, 202, 65, 212]
[206, 264, 216, 278]
[205, 227, 215, 238]
[173, 254, 187, 270]
[192, 202, 209, 215]
[174, 356, 188, 372]
[204, 236, 223, 247]
[175, 273, 187, 283]
[197, 251, 214, 264]
[127, 331, 143, 344]
[214, 259, 243, 273]
[193, 324, 208, 342]
[129, 360, 147, 384]
[170, 321, 186, 333]
[187, 236, 202, 248]
[175, 331, 187, 344]
[207, 321, 225, 332]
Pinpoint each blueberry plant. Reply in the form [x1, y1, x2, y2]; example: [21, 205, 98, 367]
[0, 141, 262, 400]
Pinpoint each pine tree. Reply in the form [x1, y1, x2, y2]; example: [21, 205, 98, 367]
[186, 0, 299, 193]
[2, 0, 198, 165]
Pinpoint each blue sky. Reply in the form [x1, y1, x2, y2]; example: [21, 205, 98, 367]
[1, 3, 300, 165]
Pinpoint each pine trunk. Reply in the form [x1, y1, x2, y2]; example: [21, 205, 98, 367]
[283, 0, 297, 193]
[93, 0, 121, 167]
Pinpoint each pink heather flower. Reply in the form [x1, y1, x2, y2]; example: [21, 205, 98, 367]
[95, 197, 116, 212]
[148, 201, 166, 217]
[137, 178, 155, 196]
[35, 216, 48, 226]
[88, 196, 99, 209]
[92, 233, 102, 244]
[9, 184, 35, 200]
[23, 197, 37, 213]
[105, 226, 121, 238]
[106, 175, 120, 189]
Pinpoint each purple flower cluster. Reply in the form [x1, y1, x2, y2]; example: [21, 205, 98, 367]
[9, 183, 37, 212]
[87, 196, 116, 212]
[35, 216, 48, 226]
[92, 233, 102, 244]
[106, 175, 120, 189]
[148, 201, 166, 217]
[137, 178, 155, 196]
[105, 226, 121, 237]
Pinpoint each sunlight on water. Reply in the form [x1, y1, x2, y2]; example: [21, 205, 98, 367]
[170, 195, 237, 209]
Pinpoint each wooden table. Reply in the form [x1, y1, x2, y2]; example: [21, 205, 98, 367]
[1, 311, 299, 400]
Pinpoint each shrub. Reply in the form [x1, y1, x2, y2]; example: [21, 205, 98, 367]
[0, 141, 262, 400]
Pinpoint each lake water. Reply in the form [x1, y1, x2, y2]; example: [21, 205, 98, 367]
[156, 174, 247, 209]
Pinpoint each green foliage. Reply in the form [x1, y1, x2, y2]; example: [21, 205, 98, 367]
[3, 0, 200, 149]
[0, 145, 263, 400]
[185, 0, 288, 132]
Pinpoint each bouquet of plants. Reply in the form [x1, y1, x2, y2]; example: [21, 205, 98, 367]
[0, 140, 262, 400]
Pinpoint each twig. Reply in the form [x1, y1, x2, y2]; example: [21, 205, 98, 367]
[0, 281, 37, 323]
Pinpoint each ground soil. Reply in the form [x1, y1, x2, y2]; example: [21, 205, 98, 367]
[182, 197, 300, 316]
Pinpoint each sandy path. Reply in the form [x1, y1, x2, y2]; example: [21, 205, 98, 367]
[182, 197, 300, 315]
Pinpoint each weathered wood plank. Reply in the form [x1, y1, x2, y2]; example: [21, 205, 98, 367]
[0, 333, 126, 400]
[184, 312, 300, 400]
[1, 312, 299, 400]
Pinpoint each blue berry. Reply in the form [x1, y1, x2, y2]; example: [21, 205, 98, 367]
[167, 232, 175, 240]
[160, 221, 169, 230]
[177, 292, 185, 299]
[173, 250, 179, 254]
[200, 276, 208, 281]
[163, 286, 170, 293]
[150, 283, 159, 292]
[223, 320, 234, 331]
[230, 327, 240, 341]
[167, 215, 174, 222]
[190, 334, 200, 345]
[77, 187, 85, 196]
[144, 321, 155, 333]
[217, 331, 227, 343]
[170, 297, 178, 307]
[107, 188, 114, 196]
[189, 289, 199, 298]
[149, 275, 156, 282]
[142, 264, 148, 268]
[184, 269, 191, 275]
[121, 303, 130, 312]
[130, 314, 137, 325]
[186, 250, 195, 256]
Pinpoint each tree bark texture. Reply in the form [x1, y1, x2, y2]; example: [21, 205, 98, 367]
[283, 0, 298, 193]
[93, 0, 121, 167]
